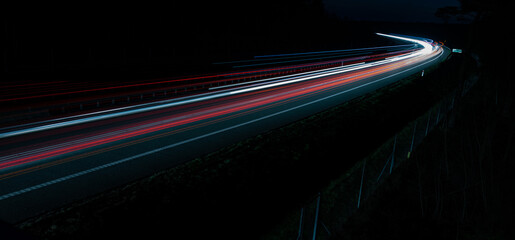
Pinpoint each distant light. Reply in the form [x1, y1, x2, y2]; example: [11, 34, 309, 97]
[452, 48, 463, 53]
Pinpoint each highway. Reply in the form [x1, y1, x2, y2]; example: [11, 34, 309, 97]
[0, 34, 449, 223]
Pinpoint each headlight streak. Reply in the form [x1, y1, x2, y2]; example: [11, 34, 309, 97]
[0, 35, 441, 171]
[228, 42, 431, 95]
[0, 48, 444, 196]
[0, 52, 441, 170]
[209, 62, 367, 91]
[0, 50, 414, 139]
[0, 48, 415, 136]
[253, 43, 417, 58]
[0, 45, 417, 104]
[376, 33, 433, 55]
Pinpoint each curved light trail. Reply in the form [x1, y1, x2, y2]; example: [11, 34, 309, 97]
[0, 33, 447, 223]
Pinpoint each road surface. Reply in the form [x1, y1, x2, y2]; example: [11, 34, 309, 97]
[0, 34, 449, 223]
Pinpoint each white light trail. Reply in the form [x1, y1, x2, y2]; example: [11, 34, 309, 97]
[376, 33, 433, 55]
[0, 49, 445, 202]
[0, 34, 437, 139]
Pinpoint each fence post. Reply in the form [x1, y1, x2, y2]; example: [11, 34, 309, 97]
[390, 134, 397, 174]
[358, 159, 366, 208]
[312, 193, 321, 240]
[425, 111, 431, 136]
[408, 121, 417, 158]
[296, 208, 304, 240]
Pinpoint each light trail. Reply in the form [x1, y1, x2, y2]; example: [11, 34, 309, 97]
[0, 51, 441, 170]
[0, 45, 428, 140]
[0, 33, 443, 200]
[209, 62, 367, 90]
[376, 33, 433, 55]
[0, 48, 444, 201]
[253, 44, 417, 58]
[213, 44, 416, 64]
[0, 44, 418, 104]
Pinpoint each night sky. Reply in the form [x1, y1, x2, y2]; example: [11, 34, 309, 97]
[324, 0, 461, 23]
[3, 0, 468, 84]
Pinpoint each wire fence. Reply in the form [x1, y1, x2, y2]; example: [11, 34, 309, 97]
[293, 67, 478, 240]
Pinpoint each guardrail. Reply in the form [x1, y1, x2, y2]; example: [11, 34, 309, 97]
[0, 49, 419, 126]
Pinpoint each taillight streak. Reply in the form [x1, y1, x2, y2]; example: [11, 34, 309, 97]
[0, 52, 430, 170]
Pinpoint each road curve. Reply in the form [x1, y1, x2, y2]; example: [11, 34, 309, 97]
[0, 34, 449, 223]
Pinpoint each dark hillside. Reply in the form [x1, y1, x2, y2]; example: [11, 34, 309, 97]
[333, 4, 515, 239]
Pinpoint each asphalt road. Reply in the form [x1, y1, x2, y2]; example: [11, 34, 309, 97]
[0, 35, 449, 223]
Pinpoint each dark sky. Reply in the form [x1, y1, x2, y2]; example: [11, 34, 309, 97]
[323, 0, 461, 23]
